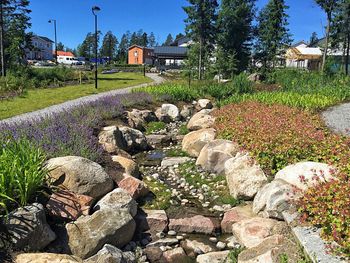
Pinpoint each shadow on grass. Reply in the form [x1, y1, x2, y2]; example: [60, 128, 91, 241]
[98, 77, 136, 81]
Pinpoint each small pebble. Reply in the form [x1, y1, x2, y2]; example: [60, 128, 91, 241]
[216, 241, 226, 250]
[168, 230, 177, 236]
[209, 237, 218, 243]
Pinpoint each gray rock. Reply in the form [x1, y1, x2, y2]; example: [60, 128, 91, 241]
[253, 179, 295, 219]
[155, 104, 180, 123]
[180, 105, 194, 119]
[147, 238, 179, 247]
[118, 126, 149, 153]
[196, 251, 230, 263]
[4, 203, 56, 251]
[46, 156, 114, 199]
[197, 99, 213, 110]
[84, 244, 124, 263]
[66, 209, 136, 259]
[92, 188, 138, 217]
[161, 157, 191, 168]
[146, 134, 171, 146]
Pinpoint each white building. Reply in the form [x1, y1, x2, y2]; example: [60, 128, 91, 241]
[26, 35, 54, 61]
[285, 41, 322, 70]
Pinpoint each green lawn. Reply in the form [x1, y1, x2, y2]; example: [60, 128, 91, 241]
[0, 72, 152, 120]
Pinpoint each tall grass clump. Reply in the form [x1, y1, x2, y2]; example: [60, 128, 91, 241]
[0, 139, 48, 214]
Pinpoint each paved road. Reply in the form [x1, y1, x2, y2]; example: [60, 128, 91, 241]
[322, 102, 350, 136]
[0, 73, 164, 125]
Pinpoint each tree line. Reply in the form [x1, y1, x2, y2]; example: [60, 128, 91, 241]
[182, 0, 350, 79]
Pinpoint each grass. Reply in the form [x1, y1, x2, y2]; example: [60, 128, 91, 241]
[142, 176, 172, 210]
[0, 72, 152, 120]
[145, 121, 166, 135]
[166, 147, 189, 157]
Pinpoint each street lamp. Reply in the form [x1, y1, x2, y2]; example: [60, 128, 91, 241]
[92, 6, 101, 89]
[48, 19, 57, 64]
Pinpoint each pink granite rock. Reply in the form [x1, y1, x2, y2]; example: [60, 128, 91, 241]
[221, 206, 255, 233]
[169, 215, 220, 234]
[118, 176, 149, 199]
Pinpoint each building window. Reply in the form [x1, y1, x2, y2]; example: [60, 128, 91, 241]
[134, 51, 138, 57]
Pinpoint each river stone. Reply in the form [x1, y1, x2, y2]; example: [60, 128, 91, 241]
[253, 179, 295, 220]
[4, 203, 56, 251]
[197, 99, 213, 110]
[196, 139, 240, 174]
[196, 251, 230, 263]
[66, 209, 136, 259]
[84, 244, 134, 263]
[92, 188, 138, 217]
[46, 156, 114, 199]
[118, 126, 149, 153]
[275, 161, 336, 191]
[161, 157, 192, 168]
[181, 239, 214, 255]
[182, 128, 217, 157]
[224, 154, 268, 200]
[112, 155, 140, 178]
[14, 253, 82, 263]
[118, 176, 150, 199]
[127, 109, 157, 131]
[232, 217, 278, 248]
[180, 105, 194, 119]
[147, 238, 179, 247]
[144, 246, 163, 262]
[46, 190, 94, 222]
[187, 110, 216, 131]
[169, 215, 220, 234]
[221, 205, 255, 233]
[146, 134, 172, 146]
[162, 247, 188, 262]
[155, 104, 180, 123]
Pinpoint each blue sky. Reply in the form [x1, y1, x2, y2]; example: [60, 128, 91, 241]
[29, 0, 327, 49]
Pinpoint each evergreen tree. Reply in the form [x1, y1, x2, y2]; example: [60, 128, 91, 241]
[118, 31, 130, 63]
[130, 32, 139, 46]
[77, 31, 101, 59]
[57, 42, 64, 51]
[100, 31, 118, 63]
[0, 0, 31, 75]
[141, 32, 148, 47]
[148, 32, 156, 47]
[214, 46, 237, 79]
[255, 0, 292, 71]
[315, 0, 340, 71]
[183, 0, 219, 79]
[309, 32, 319, 46]
[163, 34, 174, 46]
[331, 0, 350, 74]
[173, 33, 185, 46]
[217, 0, 256, 74]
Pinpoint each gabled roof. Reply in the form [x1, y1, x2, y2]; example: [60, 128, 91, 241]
[128, 45, 154, 50]
[154, 46, 188, 56]
[56, 51, 74, 57]
[286, 46, 322, 60]
[292, 41, 307, 48]
[34, 35, 54, 43]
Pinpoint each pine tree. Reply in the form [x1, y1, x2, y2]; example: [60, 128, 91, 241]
[0, 0, 31, 76]
[148, 32, 156, 47]
[217, 0, 256, 74]
[118, 31, 130, 63]
[331, 0, 350, 74]
[315, 0, 340, 71]
[77, 31, 101, 59]
[100, 31, 118, 63]
[309, 32, 319, 46]
[255, 0, 292, 71]
[57, 42, 65, 51]
[183, 0, 219, 79]
[141, 32, 148, 47]
[163, 34, 174, 46]
[173, 33, 185, 46]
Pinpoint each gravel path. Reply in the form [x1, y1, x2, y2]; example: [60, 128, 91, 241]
[322, 102, 350, 136]
[0, 73, 164, 125]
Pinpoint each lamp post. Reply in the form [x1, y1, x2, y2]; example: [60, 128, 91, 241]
[48, 19, 57, 64]
[92, 6, 101, 89]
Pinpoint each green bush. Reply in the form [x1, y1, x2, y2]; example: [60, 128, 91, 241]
[0, 139, 48, 214]
[232, 73, 253, 94]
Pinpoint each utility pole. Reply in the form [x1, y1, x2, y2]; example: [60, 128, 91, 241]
[48, 19, 57, 64]
[92, 6, 100, 89]
[0, 1, 6, 77]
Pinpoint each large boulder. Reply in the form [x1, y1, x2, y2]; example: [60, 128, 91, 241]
[196, 251, 230, 263]
[182, 128, 217, 157]
[127, 109, 158, 131]
[169, 215, 220, 234]
[221, 205, 255, 233]
[181, 239, 214, 255]
[155, 104, 180, 123]
[112, 155, 140, 178]
[275, 161, 336, 191]
[46, 156, 114, 199]
[118, 126, 149, 153]
[118, 176, 149, 199]
[4, 203, 56, 251]
[253, 179, 295, 220]
[232, 217, 278, 248]
[224, 154, 268, 200]
[66, 209, 136, 259]
[98, 126, 125, 154]
[135, 209, 169, 237]
[196, 139, 240, 174]
[197, 99, 213, 110]
[46, 190, 94, 222]
[84, 244, 135, 263]
[187, 110, 216, 131]
[92, 188, 138, 217]
[15, 253, 82, 263]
